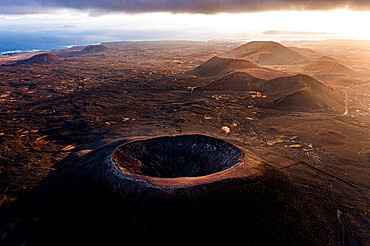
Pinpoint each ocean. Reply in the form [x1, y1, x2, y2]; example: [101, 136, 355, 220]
[0, 31, 97, 55]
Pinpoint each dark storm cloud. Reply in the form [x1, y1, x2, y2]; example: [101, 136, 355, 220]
[1, 0, 370, 15]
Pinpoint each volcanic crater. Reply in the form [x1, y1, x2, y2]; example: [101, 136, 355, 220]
[112, 135, 243, 178]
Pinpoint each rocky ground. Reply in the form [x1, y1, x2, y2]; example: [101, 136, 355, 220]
[0, 40, 368, 245]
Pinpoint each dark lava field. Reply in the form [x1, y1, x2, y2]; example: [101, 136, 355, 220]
[0, 40, 369, 245]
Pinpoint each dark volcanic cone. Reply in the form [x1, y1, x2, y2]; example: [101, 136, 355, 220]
[304, 60, 353, 75]
[189, 56, 259, 77]
[189, 56, 286, 79]
[79, 44, 111, 54]
[200, 73, 344, 112]
[315, 56, 337, 62]
[1, 134, 340, 246]
[230, 41, 307, 65]
[265, 74, 344, 112]
[200, 72, 265, 92]
[15, 53, 61, 65]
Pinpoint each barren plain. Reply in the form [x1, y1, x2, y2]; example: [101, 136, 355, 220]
[0, 40, 369, 245]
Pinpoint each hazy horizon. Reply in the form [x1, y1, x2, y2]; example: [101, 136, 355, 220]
[1, 0, 370, 53]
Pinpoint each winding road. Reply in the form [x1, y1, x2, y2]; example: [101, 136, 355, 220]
[342, 90, 348, 116]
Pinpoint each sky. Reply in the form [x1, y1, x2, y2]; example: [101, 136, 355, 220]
[1, 0, 370, 52]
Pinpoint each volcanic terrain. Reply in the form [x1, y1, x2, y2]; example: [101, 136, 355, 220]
[0, 40, 369, 246]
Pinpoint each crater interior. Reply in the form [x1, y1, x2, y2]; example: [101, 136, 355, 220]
[112, 135, 243, 178]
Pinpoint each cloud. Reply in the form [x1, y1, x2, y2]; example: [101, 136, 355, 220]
[263, 30, 337, 35]
[1, 0, 370, 15]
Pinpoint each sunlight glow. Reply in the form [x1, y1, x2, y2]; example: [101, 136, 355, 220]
[1, 9, 370, 40]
